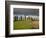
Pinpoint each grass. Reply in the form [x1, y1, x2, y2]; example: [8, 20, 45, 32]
[13, 19, 39, 30]
[14, 19, 33, 30]
[32, 21, 39, 29]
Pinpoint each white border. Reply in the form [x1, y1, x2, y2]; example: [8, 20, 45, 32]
[10, 5, 43, 35]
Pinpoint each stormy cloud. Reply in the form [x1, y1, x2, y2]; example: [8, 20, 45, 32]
[13, 8, 39, 16]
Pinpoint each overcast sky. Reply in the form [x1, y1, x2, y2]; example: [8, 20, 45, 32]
[13, 8, 39, 16]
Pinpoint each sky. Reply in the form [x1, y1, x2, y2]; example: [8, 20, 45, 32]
[13, 8, 39, 16]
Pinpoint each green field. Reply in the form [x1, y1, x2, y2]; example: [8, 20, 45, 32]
[13, 17, 39, 30]
[13, 20, 33, 30]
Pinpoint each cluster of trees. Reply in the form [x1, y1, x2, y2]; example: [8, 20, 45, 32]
[14, 16, 26, 21]
[14, 16, 39, 21]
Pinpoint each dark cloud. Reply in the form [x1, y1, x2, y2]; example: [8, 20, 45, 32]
[13, 8, 39, 16]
